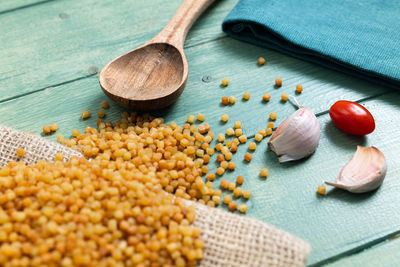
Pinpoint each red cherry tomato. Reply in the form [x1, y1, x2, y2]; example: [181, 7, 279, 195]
[329, 100, 375, 135]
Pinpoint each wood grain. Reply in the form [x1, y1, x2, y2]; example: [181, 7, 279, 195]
[99, 0, 214, 110]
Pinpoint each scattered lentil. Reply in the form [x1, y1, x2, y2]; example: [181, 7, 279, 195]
[187, 114, 195, 123]
[16, 148, 25, 157]
[100, 100, 109, 109]
[234, 121, 242, 129]
[267, 122, 275, 129]
[254, 133, 263, 142]
[243, 190, 251, 199]
[260, 168, 269, 178]
[197, 113, 205, 122]
[269, 112, 277, 121]
[228, 161, 236, 170]
[265, 128, 273, 135]
[242, 92, 250, 100]
[281, 93, 289, 102]
[317, 185, 326, 195]
[81, 110, 91, 119]
[228, 96, 236, 105]
[233, 187, 242, 198]
[229, 201, 237, 211]
[258, 57, 266, 66]
[296, 84, 303, 93]
[220, 180, 229, 189]
[236, 175, 244, 185]
[50, 123, 58, 132]
[238, 135, 247, 144]
[235, 128, 242, 137]
[263, 93, 271, 102]
[216, 167, 225, 176]
[223, 195, 232, 204]
[244, 152, 252, 162]
[54, 152, 64, 161]
[221, 78, 230, 87]
[221, 96, 229, 105]
[221, 114, 229, 122]
[220, 161, 228, 169]
[238, 204, 248, 213]
[42, 126, 51, 135]
[248, 142, 256, 151]
[228, 182, 236, 191]
[217, 133, 225, 142]
[226, 128, 234, 136]
[275, 78, 282, 87]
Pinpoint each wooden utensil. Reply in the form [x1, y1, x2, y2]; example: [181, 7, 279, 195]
[99, 0, 215, 110]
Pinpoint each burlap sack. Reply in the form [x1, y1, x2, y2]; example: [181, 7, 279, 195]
[0, 125, 310, 266]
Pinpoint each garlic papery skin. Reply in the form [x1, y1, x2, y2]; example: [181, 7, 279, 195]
[325, 146, 387, 193]
[268, 107, 320, 163]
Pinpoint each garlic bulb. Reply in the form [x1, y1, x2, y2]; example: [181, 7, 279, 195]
[268, 106, 320, 163]
[325, 146, 387, 193]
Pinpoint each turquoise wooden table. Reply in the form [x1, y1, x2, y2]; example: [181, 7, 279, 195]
[1, 0, 400, 265]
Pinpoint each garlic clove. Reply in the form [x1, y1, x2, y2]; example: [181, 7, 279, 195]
[268, 107, 320, 163]
[325, 146, 387, 193]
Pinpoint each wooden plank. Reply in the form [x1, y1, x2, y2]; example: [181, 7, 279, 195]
[1, 41, 400, 264]
[326, 238, 400, 266]
[0, 0, 48, 13]
[0, 0, 232, 101]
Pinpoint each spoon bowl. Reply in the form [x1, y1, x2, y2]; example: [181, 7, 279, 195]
[99, 0, 215, 110]
[100, 43, 187, 110]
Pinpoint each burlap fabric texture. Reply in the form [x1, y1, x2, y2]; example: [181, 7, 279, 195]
[0, 125, 310, 266]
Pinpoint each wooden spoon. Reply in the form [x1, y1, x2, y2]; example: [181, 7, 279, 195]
[99, 0, 215, 110]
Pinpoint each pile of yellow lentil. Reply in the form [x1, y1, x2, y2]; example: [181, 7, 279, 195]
[0, 156, 203, 266]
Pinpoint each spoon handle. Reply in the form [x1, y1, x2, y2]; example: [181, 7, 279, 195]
[151, 0, 215, 48]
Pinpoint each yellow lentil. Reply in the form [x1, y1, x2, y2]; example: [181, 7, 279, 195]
[97, 110, 105, 118]
[197, 113, 205, 122]
[228, 161, 236, 170]
[220, 179, 229, 189]
[281, 93, 289, 102]
[187, 114, 195, 124]
[267, 122, 275, 129]
[56, 134, 64, 143]
[228, 182, 236, 191]
[217, 154, 225, 162]
[50, 123, 58, 132]
[229, 201, 237, 211]
[221, 114, 229, 122]
[42, 126, 51, 135]
[226, 128, 234, 136]
[238, 204, 248, 213]
[71, 129, 80, 137]
[317, 185, 326, 195]
[217, 133, 225, 142]
[220, 161, 229, 169]
[263, 93, 271, 102]
[242, 92, 250, 100]
[254, 133, 263, 142]
[81, 110, 91, 119]
[100, 100, 109, 109]
[16, 148, 25, 157]
[221, 96, 229, 105]
[260, 168, 269, 178]
[228, 96, 236, 104]
[236, 175, 244, 185]
[233, 187, 242, 198]
[225, 152, 233, 161]
[206, 173, 216, 181]
[212, 196, 221, 205]
[216, 167, 225, 176]
[230, 142, 238, 153]
[243, 190, 251, 199]
[248, 142, 256, 150]
[258, 57, 266, 65]
[244, 152, 252, 162]
[221, 78, 230, 87]
[265, 128, 273, 135]
[234, 121, 242, 129]
[275, 78, 282, 87]
[223, 195, 232, 204]
[269, 112, 277, 121]
[238, 135, 247, 143]
[296, 84, 303, 93]
[234, 128, 242, 137]
[54, 152, 64, 161]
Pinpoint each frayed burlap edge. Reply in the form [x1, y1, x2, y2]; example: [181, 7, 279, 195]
[0, 125, 310, 266]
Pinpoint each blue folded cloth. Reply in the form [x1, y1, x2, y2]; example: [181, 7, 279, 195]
[222, 0, 400, 88]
